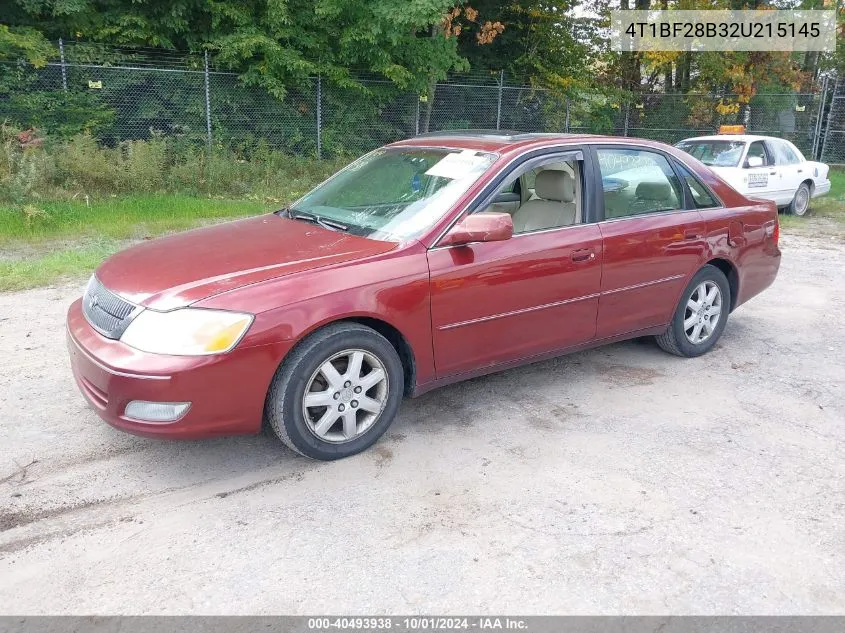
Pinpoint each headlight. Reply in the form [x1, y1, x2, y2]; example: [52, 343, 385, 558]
[120, 308, 253, 356]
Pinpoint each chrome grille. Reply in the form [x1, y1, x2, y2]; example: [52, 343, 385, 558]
[82, 276, 139, 339]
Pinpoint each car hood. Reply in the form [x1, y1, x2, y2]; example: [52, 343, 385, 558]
[96, 214, 397, 311]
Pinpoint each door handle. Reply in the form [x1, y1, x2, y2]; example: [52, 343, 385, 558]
[797, 169, 803, 173]
[684, 230, 702, 240]
[769, 171, 777, 175]
[571, 248, 595, 263]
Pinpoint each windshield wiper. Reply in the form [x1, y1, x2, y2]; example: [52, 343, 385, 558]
[284, 209, 348, 232]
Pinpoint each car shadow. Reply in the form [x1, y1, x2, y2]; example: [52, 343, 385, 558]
[113, 336, 674, 483]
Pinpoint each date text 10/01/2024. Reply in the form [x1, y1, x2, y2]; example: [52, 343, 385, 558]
[307, 618, 529, 630]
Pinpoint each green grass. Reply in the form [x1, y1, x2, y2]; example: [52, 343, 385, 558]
[0, 131, 348, 290]
[0, 240, 120, 292]
[0, 195, 270, 244]
[0, 195, 272, 291]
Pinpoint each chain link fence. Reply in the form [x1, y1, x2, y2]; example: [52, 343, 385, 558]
[821, 77, 845, 165]
[0, 41, 840, 163]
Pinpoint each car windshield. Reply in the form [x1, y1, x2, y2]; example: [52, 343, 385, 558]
[675, 140, 745, 167]
[288, 147, 497, 241]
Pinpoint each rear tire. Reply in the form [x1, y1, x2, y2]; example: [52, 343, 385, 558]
[656, 265, 730, 358]
[264, 323, 404, 460]
[788, 182, 811, 216]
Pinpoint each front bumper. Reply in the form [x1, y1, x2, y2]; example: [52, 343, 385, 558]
[67, 298, 290, 438]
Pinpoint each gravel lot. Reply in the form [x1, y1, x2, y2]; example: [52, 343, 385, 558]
[0, 232, 843, 614]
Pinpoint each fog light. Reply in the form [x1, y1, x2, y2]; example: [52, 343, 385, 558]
[124, 401, 191, 423]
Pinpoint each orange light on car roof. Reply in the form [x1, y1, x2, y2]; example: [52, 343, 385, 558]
[718, 125, 746, 135]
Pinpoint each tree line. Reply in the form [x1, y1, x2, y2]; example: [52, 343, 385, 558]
[0, 0, 842, 152]
[4, 0, 843, 96]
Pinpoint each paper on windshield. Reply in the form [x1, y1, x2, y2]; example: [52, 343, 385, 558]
[425, 150, 487, 180]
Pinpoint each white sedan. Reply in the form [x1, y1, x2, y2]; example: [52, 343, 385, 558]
[675, 134, 831, 216]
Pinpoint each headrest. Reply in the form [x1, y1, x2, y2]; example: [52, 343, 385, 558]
[535, 170, 575, 203]
[635, 181, 671, 201]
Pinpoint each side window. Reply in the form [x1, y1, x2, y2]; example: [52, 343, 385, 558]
[485, 174, 522, 216]
[771, 140, 800, 165]
[524, 161, 574, 196]
[784, 142, 802, 164]
[524, 169, 538, 192]
[746, 141, 770, 167]
[596, 148, 683, 219]
[677, 164, 719, 209]
[479, 158, 582, 234]
[499, 178, 519, 195]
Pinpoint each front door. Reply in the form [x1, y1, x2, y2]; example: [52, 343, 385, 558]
[427, 225, 603, 377]
[592, 146, 707, 339]
[744, 140, 781, 203]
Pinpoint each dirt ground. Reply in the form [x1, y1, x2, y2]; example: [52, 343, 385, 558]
[0, 232, 843, 614]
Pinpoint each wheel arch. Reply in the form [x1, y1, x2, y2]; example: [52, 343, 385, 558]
[343, 316, 417, 396]
[287, 314, 418, 397]
[802, 178, 815, 194]
[705, 257, 739, 312]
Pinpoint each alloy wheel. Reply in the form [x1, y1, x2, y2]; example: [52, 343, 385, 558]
[683, 281, 723, 344]
[302, 349, 389, 443]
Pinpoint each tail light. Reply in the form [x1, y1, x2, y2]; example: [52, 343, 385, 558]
[764, 203, 779, 246]
[773, 201, 780, 245]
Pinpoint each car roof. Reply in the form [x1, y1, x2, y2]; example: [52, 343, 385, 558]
[389, 130, 673, 154]
[678, 134, 781, 144]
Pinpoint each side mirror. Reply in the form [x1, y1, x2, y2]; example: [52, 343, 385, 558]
[439, 212, 513, 247]
[745, 156, 764, 168]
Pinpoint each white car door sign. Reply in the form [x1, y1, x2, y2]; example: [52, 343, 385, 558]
[747, 172, 768, 188]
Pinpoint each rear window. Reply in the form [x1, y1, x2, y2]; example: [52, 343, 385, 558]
[677, 164, 720, 209]
[771, 140, 801, 165]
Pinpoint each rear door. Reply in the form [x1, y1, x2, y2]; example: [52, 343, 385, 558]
[769, 139, 804, 204]
[591, 145, 707, 339]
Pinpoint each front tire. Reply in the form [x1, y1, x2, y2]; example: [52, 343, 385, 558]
[265, 323, 404, 460]
[788, 182, 811, 216]
[656, 265, 730, 358]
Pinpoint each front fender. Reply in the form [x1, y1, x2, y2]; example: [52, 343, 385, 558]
[195, 245, 436, 388]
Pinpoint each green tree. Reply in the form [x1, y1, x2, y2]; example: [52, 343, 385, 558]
[0, 24, 54, 65]
[456, 0, 598, 92]
[5, 0, 482, 97]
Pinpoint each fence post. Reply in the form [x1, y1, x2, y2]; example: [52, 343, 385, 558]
[820, 78, 838, 163]
[623, 101, 630, 136]
[203, 51, 213, 151]
[58, 38, 68, 92]
[812, 76, 828, 159]
[496, 70, 504, 130]
[415, 96, 420, 136]
[565, 97, 571, 133]
[316, 76, 322, 159]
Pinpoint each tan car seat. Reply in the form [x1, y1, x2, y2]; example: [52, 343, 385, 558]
[512, 170, 576, 233]
[632, 181, 674, 214]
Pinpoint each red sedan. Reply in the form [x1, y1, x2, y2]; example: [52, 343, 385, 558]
[67, 132, 781, 460]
